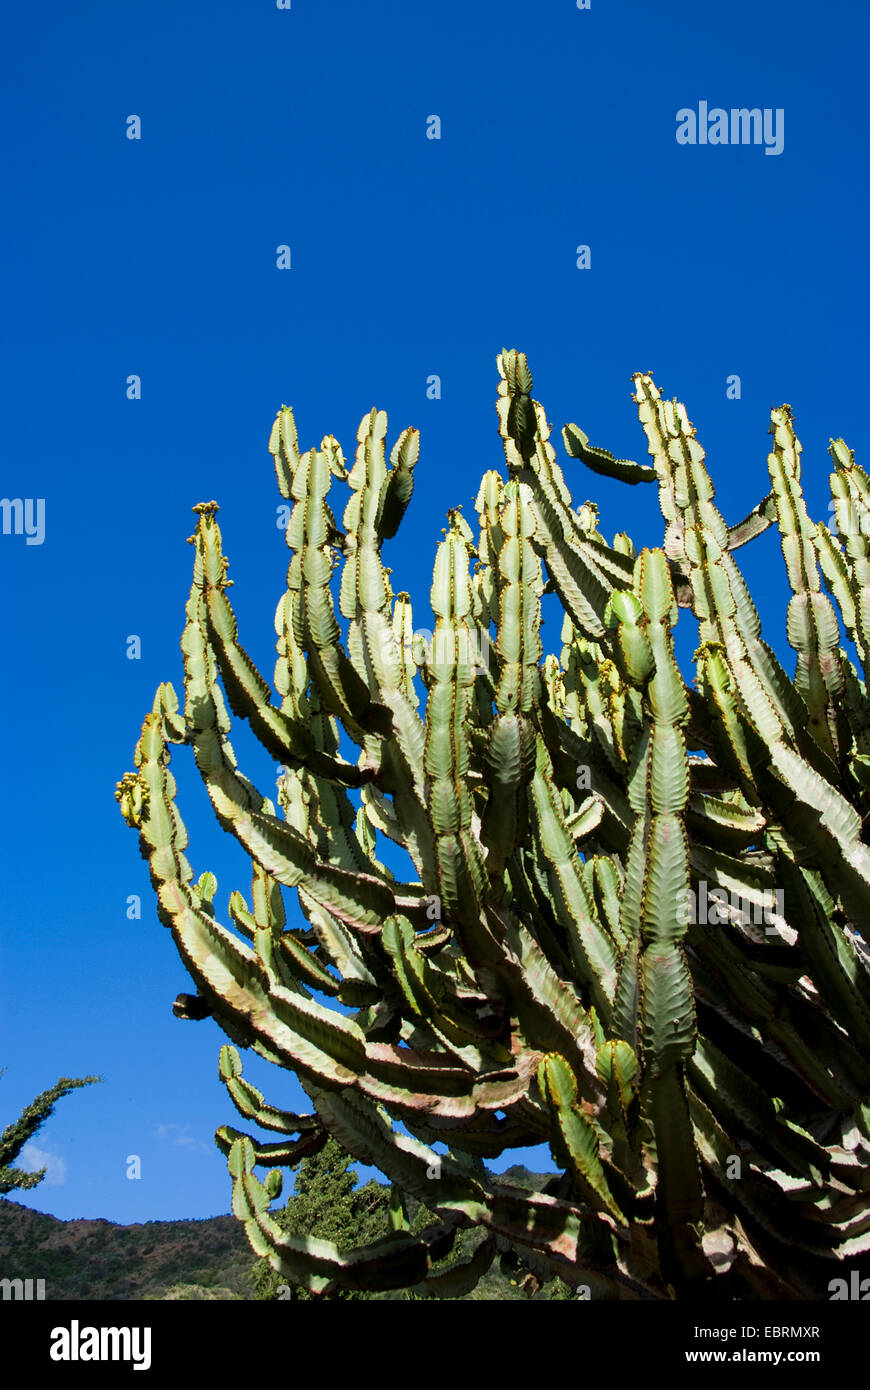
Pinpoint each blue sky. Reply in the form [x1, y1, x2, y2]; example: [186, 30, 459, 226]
[1, 0, 867, 1224]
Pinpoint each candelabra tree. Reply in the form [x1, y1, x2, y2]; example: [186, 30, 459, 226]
[117, 350, 870, 1299]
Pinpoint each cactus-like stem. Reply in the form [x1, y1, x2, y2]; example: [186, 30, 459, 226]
[117, 351, 870, 1298]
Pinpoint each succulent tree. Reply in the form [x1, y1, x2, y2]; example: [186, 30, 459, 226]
[117, 351, 870, 1299]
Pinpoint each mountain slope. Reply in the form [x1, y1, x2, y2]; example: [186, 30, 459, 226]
[0, 1166, 559, 1301]
[0, 1198, 257, 1300]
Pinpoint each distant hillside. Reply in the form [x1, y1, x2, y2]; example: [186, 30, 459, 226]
[0, 1199, 256, 1300]
[0, 1166, 563, 1301]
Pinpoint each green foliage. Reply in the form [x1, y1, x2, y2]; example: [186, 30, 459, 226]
[253, 1137, 393, 1299]
[118, 351, 870, 1299]
[0, 1070, 100, 1197]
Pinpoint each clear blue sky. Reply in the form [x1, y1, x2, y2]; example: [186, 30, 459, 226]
[1, 0, 867, 1223]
